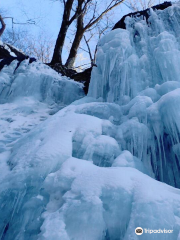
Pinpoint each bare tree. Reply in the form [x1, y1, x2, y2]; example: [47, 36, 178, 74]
[0, 13, 36, 39]
[26, 35, 54, 63]
[82, 15, 111, 68]
[3, 28, 54, 63]
[51, 0, 125, 69]
[0, 15, 6, 37]
[0, 8, 53, 63]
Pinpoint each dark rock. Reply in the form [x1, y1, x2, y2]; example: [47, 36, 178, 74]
[29, 57, 37, 64]
[0, 43, 27, 59]
[0, 44, 13, 59]
[47, 63, 77, 78]
[72, 67, 92, 95]
[0, 42, 36, 71]
[113, 1, 172, 30]
[0, 56, 37, 72]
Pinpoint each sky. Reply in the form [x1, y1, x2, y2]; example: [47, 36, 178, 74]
[1, 0, 62, 38]
[1, 0, 164, 67]
[1, 0, 131, 35]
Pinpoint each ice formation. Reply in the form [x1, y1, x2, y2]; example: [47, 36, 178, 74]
[1, 2, 180, 240]
[89, 2, 180, 188]
[0, 60, 84, 105]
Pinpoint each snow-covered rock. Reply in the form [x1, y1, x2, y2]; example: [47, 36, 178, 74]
[0, 40, 27, 60]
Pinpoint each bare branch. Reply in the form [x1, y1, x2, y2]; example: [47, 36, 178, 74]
[84, 0, 125, 30]
[3, 17, 36, 25]
[126, 0, 156, 11]
[0, 15, 6, 37]
[84, 35, 93, 66]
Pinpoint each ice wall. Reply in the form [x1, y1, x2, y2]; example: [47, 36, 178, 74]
[89, 3, 180, 103]
[88, 3, 180, 188]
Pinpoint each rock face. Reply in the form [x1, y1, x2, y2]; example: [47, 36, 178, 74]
[0, 43, 27, 59]
[0, 42, 36, 71]
[72, 67, 92, 94]
[113, 1, 172, 30]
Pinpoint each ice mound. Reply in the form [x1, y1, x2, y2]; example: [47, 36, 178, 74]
[0, 60, 84, 159]
[75, 102, 122, 124]
[0, 59, 84, 105]
[1, 103, 180, 240]
[112, 150, 149, 174]
[40, 157, 180, 240]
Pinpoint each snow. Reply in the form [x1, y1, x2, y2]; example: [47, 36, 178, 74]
[2, 2, 180, 240]
[112, 150, 149, 174]
[39, 157, 180, 240]
[1, 98, 180, 239]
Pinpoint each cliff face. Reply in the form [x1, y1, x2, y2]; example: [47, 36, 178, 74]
[0, 41, 32, 71]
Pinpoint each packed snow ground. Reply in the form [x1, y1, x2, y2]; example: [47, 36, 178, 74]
[2, 2, 180, 240]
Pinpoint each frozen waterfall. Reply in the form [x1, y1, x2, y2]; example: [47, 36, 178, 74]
[1, 2, 180, 240]
[89, 2, 180, 188]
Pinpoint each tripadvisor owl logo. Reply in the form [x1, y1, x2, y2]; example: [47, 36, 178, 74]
[135, 227, 143, 235]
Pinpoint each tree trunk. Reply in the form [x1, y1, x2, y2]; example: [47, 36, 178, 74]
[51, 0, 74, 65]
[0, 15, 6, 37]
[65, 13, 84, 69]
